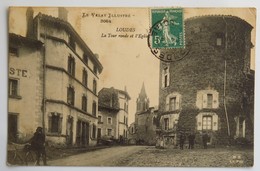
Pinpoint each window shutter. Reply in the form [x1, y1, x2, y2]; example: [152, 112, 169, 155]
[48, 116, 52, 132]
[58, 116, 62, 134]
[166, 73, 170, 87]
[212, 114, 218, 131]
[161, 73, 165, 88]
[166, 97, 169, 111]
[212, 93, 219, 108]
[202, 93, 207, 108]
[197, 114, 202, 130]
[176, 95, 180, 110]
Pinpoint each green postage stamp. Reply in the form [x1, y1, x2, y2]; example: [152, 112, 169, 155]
[150, 8, 184, 49]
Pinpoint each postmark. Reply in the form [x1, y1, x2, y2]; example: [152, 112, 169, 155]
[147, 8, 189, 63]
[150, 8, 184, 49]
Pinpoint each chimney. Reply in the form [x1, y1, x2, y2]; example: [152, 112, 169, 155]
[95, 53, 99, 59]
[58, 7, 68, 21]
[26, 7, 34, 38]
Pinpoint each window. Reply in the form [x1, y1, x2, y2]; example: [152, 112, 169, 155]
[9, 79, 18, 97]
[166, 93, 181, 111]
[216, 33, 225, 46]
[68, 55, 75, 76]
[9, 47, 18, 57]
[48, 113, 62, 133]
[162, 66, 170, 88]
[82, 95, 87, 112]
[92, 124, 96, 139]
[92, 101, 97, 116]
[169, 97, 177, 111]
[67, 86, 75, 105]
[107, 129, 112, 136]
[83, 53, 88, 65]
[207, 94, 213, 108]
[126, 117, 128, 125]
[97, 128, 101, 139]
[164, 118, 169, 130]
[131, 127, 134, 134]
[69, 36, 76, 51]
[202, 116, 212, 130]
[93, 79, 97, 94]
[107, 117, 112, 124]
[98, 115, 102, 123]
[82, 69, 88, 87]
[197, 90, 219, 109]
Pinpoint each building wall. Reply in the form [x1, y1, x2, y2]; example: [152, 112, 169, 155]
[98, 110, 118, 139]
[8, 44, 43, 142]
[118, 93, 129, 138]
[35, 15, 101, 147]
[158, 16, 254, 145]
[135, 110, 157, 145]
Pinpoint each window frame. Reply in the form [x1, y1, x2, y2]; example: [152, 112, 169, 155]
[92, 101, 97, 116]
[82, 68, 88, 87]
[81, 95, 87, 112]
[48, 112, 62, 134]
[67, 55, 75, 76]
[202, 115, 212, 130]
[107, 128, 112, 136]
[67, 86, 75, 106]
[107, 117, 112, 124]
[9, 78, 20, 98]
[164, 118, 169, 130]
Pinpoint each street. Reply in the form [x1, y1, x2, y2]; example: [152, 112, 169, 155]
[47, 146, 146, 166]
[47, 146, 253, 167]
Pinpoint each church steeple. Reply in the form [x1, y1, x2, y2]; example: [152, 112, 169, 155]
[136, 82, 149, 112]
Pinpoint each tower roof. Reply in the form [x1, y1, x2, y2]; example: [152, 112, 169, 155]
[138, 82, 148, 99]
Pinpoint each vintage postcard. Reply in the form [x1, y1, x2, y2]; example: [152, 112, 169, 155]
[7, 7, 255, 167]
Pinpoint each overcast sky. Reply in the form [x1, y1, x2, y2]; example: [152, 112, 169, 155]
[9, 7, 256, 124]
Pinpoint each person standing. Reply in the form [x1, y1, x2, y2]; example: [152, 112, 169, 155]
[179, 132, 185, 150]
[30, 127, 47, 166]
[202, 131, 209, 149]
[188, 132, 195, 149]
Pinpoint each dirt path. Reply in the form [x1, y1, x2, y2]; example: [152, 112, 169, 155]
[47, 146, 147, 166]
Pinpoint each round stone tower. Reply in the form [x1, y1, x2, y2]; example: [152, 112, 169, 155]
[158, 15, 254, 145]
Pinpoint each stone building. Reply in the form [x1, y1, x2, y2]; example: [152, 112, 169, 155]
[98, 87, 131, 141]
[157, 15, 254, 147]
[129, 83, 158, 145]
[8, 33, 43, 143]
[8, 7, 103, 147]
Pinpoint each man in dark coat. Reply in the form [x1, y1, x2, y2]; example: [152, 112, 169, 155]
[202, 131, 209, 149]
[188, 132, 195, 149]
[179, 132, 185, 150]
[30, 127, 47, 165]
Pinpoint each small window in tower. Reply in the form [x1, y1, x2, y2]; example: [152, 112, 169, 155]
[216, 38, 222, 46]
[207, 94, 213, 108]
[162, 66, 170, 88]
[216, 33, 225, 47]
[169, 97, 177, 111]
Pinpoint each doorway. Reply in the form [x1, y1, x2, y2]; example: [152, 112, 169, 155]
[8, 114, 18, 142]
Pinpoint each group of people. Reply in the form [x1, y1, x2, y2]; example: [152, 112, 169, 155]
[179, 131, 210, 149]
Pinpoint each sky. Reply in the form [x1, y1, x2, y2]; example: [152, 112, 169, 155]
[9, 7, 256, 124]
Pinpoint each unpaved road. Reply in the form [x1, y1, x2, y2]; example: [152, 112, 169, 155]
[48, 146, 147, 166]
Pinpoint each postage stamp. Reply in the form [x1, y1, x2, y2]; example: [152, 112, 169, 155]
[150, 8, 184, 49]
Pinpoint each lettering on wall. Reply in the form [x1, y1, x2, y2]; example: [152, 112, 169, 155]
[9, 67, 28, 77]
